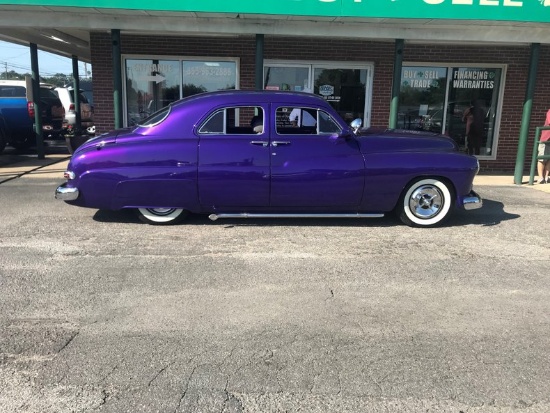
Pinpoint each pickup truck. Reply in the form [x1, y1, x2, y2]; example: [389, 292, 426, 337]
[0, 80, 65, 153]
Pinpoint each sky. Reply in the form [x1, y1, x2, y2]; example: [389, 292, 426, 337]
[0, 40, 91, 77]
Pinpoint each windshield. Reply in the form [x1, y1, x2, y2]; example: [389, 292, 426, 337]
[137, 105, 171, 127]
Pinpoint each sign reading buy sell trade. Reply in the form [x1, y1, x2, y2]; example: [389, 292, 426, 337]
[2, 0, 549, 23]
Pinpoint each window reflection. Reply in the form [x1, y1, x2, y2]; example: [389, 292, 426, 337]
[399, 65, 502, 157]
[124, 58, 237, 126]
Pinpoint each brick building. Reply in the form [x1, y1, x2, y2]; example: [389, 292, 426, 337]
[1, 1, 550, 173]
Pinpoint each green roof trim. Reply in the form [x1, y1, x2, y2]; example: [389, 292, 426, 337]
[2, 0, 550, 23]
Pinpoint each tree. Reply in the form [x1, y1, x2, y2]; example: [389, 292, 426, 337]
[0, 70, 25, 80]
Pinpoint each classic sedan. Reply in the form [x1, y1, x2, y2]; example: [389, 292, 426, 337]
[55, 90, 482, 227]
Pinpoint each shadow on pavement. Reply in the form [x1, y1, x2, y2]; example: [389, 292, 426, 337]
[452, 198, 520, 227]
[90, 200, 517, 228]
[0, 144, 70, 167]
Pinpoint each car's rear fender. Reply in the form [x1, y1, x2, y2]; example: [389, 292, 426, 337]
[66, 136, 200, 211]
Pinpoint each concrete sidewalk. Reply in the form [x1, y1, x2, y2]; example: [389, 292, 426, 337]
[1, 154, 550, 193]
[474, 174, 550, 193]
[0, 154, 70, 183]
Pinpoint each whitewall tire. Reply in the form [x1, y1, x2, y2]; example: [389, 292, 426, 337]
[136, 208, 188, 225]
[398, 178, 454, 227]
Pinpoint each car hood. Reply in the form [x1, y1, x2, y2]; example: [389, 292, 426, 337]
[355, 128, 458, 153]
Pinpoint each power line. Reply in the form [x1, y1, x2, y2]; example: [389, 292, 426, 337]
[0, 59, 90, 77]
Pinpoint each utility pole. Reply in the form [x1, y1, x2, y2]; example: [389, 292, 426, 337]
[4, 62, 7, 79]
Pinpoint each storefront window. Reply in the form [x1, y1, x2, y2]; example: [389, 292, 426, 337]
[264, 65, 310, 92]
[182, 61, 237, 97]
[124, 58, 238, 126]
[125, 59, 180, 126]
[398, 65, 503, 158]
[398, 66, 447, 132]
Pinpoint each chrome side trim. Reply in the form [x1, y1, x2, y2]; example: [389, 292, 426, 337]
[463, 190, 482, 210]
[55, 185, 79, 201]
[208, 213, 384, 221]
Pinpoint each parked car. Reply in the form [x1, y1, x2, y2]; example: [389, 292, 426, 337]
[0, 80, 65, 151]
[55, 90, 482, 227]
[54, 86, 94, 135]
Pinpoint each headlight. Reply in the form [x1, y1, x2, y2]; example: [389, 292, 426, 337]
[64, 170, 75, 180]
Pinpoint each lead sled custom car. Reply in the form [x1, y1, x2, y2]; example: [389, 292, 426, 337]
[55, 90, 482, 227]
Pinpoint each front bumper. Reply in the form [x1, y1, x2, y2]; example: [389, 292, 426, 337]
[462, 190, 482, 210]
[55, 183, 79, 201]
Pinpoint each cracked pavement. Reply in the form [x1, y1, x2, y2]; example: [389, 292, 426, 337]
[0, 172, 549, 412]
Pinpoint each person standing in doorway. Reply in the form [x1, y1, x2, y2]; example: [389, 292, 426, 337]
[462, 100, 485, 156]
[537, 109, 550, 184]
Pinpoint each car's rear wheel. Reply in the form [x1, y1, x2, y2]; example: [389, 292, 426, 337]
[398, 178, 453, 227]
[136, 207, 188, 225]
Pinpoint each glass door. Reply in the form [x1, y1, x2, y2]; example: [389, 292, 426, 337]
[264, 62, 373, 127]
[313, 65, 371, 127]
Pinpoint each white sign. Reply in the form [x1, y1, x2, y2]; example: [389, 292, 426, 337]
[136, 75, 166, 84]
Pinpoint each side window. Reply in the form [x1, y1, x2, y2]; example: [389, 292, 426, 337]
[199, 106, 264, 135]
[276, 106, 340, 135]
[318, 110, 342, 134]
[276, 107, 318, 135]
[199, 110, 225, 133]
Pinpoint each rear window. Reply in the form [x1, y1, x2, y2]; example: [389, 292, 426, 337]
[137, 105, 170, 126]
[40, 87, 61, 100]
[69, 89, 90, 104]
[77, 92, 89, 104]
[0, 86, 26, 98]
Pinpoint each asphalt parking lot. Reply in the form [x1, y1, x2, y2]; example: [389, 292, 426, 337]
[1, 154, 550, 412]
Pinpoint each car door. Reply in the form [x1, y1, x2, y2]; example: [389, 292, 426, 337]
[198, 105, 270, 208]
[270, 105, 365, 208]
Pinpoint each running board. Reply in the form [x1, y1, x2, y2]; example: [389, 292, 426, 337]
[208, 213, 384, 221]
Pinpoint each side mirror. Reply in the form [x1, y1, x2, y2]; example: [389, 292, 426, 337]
[350, 118, 362, 133]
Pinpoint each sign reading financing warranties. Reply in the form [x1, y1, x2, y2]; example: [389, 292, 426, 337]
[1, 0, 549, 23]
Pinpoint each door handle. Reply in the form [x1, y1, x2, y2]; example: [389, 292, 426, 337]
[250, 141, 268, 147]
[271, 141, 291, 147]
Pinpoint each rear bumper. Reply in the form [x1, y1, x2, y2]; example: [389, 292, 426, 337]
[55, 183, 79, 201]
[462, 190, 482, 210]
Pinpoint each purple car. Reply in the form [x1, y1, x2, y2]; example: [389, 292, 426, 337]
[55, 90, 481, 227]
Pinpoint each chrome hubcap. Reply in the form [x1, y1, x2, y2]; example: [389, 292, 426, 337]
[147, 208, 177, 216]
[408, 185, 444, 219]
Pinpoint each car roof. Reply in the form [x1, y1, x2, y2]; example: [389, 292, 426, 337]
[0, 80, 56, 88]
[173, 90, 329, 109]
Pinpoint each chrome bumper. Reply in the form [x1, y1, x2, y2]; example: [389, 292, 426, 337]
[463, 190, 482, 210]
[55, 184, 79, 201]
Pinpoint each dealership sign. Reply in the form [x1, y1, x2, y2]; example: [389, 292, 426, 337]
[2, 0, 549, 23]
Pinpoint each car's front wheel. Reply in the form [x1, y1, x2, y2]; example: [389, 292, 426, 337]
[398, 178, 454, 227]
[136, 207, 188, 225]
